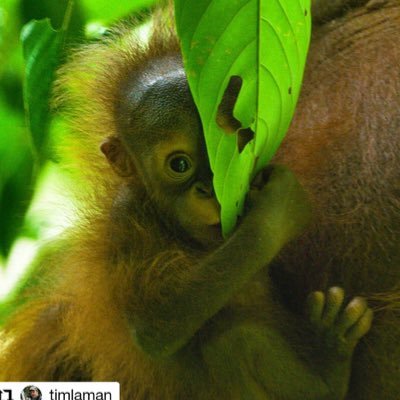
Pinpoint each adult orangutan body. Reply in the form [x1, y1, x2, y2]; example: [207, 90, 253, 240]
[0, 1, 399, 399]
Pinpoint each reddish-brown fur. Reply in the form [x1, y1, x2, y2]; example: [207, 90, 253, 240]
[0, 2, 399, 399]
[274, 2, 400, 397]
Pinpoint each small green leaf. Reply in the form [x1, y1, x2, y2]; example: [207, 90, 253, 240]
[21, 19, 65, 160]
[175, 0, 311, 235]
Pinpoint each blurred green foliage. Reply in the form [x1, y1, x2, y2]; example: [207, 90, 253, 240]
[0, 0, 159, 298]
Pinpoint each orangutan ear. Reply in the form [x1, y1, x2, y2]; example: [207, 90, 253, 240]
[100, 136, 135, 177]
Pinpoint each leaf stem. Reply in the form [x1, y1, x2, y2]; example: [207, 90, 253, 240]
[62, 0, 74, 32]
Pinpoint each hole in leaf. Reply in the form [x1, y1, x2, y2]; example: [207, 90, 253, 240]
[216, 76, 254, 153]
[304, 9, 308, 16]
[216, 75, 243, 133]
[288, 87, 292, 95]
[237, 128, 255, 153]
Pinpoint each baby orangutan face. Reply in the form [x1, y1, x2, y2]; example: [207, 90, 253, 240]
[101, 61, 222, 248]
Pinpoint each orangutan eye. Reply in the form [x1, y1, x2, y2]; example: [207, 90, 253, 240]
[169, 155, 192, 173]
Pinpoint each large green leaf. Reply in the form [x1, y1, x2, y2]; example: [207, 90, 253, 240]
[175, 0, 311, 235]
